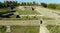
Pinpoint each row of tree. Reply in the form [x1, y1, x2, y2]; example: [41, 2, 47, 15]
[0, 1, 40, 8]
[0, 1, 20, 8]
[19, 1, 40, 6]
[41, 3, 60, 10]
[1, 1, 60, 10]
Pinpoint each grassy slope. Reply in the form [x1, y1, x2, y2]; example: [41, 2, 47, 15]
[46, 25, 60, 33]
[0, 7, 55, 20]
[11, 26, 40, 33]
[16, 7, 40, 15]
[0, 16, 55, 20]
[0, 8, 11, 12]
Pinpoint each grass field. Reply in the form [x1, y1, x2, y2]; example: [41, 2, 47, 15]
[0, 7, 54, 20]
[0, 26, 6, 33]
[0, 8, 11, 12]
[0, 16, 55, 20]
[0, 26, 40, 33]
[16, 7, 40, 15]
[46, 25, 60, 33]
[11, 26, 40, 33]
[42, 17, 55, 20]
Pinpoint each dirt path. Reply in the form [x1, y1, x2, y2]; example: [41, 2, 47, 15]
[0, 20, 40, 26]
[39, 24, 50, 33]
[44, 19, 60, 25]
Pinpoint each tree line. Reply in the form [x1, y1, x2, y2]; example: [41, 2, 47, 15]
[41, 3, 60, 10]
[0, 1, 40, 8]
[1, 1, 60, 10]
[19, 1, 40, 6]
[0, 1, 20, 8]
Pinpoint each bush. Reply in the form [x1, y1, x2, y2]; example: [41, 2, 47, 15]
[56, 5, 60, 10]
[46, 25, 60, 33]
[47, 4, 56, 9]
[41, 3, 47, 8]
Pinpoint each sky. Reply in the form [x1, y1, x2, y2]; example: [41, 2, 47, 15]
[0, 0, 60, 3]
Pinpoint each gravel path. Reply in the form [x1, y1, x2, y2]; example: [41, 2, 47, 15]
[0, 20, 40, 26]
[39, 24, 50, 33]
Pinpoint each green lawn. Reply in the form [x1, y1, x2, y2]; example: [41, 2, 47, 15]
[0, 25, 6, 33]
[0, 16, 55, 20]
[0, 7, 54, 20]
[0, 8, 11, 12]
[46, 25, 60, 33]
[16, 8, 40, 15]
[0, 25, 40, 33]
[11, 26, 40, 33]
[0, 15, 55, 20]
[0, 7, 40, 15]
[42, 17, 55, 20]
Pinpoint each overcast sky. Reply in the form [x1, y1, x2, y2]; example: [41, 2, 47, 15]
[0, 0, 60, 3]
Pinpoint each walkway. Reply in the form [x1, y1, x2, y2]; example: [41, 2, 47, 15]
[39, 24, 50, 33]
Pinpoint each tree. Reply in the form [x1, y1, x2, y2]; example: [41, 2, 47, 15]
[0, 2, 2, 8]
[27, 2, 30, 6]
[0, 1, 19, 8]
[56, 4, 60, 10]
[33, 1, 36, 5]
[41, 3, 47, 8]
[47, 4, 56, 9]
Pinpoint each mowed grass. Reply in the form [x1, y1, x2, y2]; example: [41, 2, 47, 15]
[0, 25, 40, 33]
[42, 17, 55, 20]
[0, 7, 54, 20]
[0, 25, 6, 33]
[0, 8, 11, 12]
[16, 8, 40, 15]
[0, 16, 55, 20]
[46, 25, 60, 33]
[11, 26, 40, 33]
[0, 16, 39, 20]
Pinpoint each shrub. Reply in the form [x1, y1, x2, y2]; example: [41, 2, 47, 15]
[47, 4, 56, 9]
[41, 3, 47, 8]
